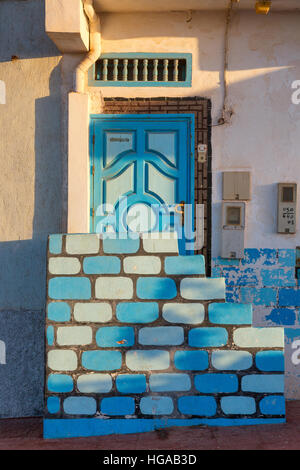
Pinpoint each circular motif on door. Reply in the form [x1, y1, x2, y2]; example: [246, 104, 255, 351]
[126, 203, 157, 232]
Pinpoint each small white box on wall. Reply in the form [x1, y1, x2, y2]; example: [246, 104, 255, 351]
[221, 202, 245, 259]
[277, 183, 297, 234]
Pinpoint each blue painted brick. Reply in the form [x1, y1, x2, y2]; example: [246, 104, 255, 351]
[137, 277, 177, 300]
[116, 375, 146, 394]
[188, 327, 228, 347]
[212, 351, 252, 370]
[49, 234, 62, 255]
[82, 351, 122, 371]
[101, 397, 135, 416]
[225, 287, 240, 303]
[278, 249, 296, 267]
[149, 374, 191, 392]
[47, 326, 54, 346]
[223, 267, 258, 287]
[47, 374, 74, 393]
[221, 396, 256, 415]
[240, 288, 277, 306]
[241, 374, 284, 393]
[126, 350, 170, 371]
[178, 396, 217, 416]
[211, 267, 222, 277]
[255, 351, 284, 372]
[279, 289, 300, 306]
[47, 302, 71, 322]
[103, 237, 139, 254]
[139, 326, 184, 346]
[63, 397, 96, 415]
[265, 308, 296, 325]
[164, 255, 205, 275]
[83, 256, 121, 274]
[49, 277, 91, 300]
[261, 268, 296, 287]
[96, 327, 135, 347]
[174, 351, 209, 371]
[116, 302, 159, 323]
[140, 397, 174, 415]
[195, 374, 238, 394]
[47, 397, 60, 414]
[242, 249, 277, 266]
[259, 396, 285, 415]
[208, 303, 252, 324]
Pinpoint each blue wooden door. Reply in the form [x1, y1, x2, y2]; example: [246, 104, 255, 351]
[90, 114, 194, 251]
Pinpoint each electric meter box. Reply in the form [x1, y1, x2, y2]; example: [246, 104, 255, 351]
[221, 202, 245, 259]
[277, 183, 297, 234]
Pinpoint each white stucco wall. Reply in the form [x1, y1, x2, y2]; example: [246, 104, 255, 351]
[77, 9, 300, 255]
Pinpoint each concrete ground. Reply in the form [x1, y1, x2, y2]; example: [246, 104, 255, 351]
[0, 401, 299, 450]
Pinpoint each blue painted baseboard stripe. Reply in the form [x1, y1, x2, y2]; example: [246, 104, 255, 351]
[44, 417, 286, 439]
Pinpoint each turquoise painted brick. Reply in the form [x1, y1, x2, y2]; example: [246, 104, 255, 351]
[116, 302, 159, 323]
[116, 375, 146, 394]
[174, 351, 209, 371]
[140, 397, 174, 415]
[47, 302, 71, 322]
[233, 327, 284, 348]
[48, 277, 91, 300]
[83, 256, 121, 274]
[261, 268, 296, 287]
[77, 374, 112, 393]
[188, 327, 228, 347]
[96, 326, 135, 347]
[178, 396, 217, 416]
[242, 248, 277, 266]
[211, 267, 222, 277]
[82, 351, 122, 371]
[255, 351, 285, 372]
[241, 374, 284, 393]
[66, 234, 99, 254]
[63, 397, 96, 415]
[278, 249, 296, 267]
[180, 278, 225, 300]
[164, 255, 205, 275]
[212, 351, 252, 370]
[103, 237, 139, 254]
[47, 397, 60, 414]
[101, 397, 135, 416]
[162, 303, 204, 324]
[47, 374, 73, 393]
[259, 396, 285, 415]
[139, 326, 184, 346]
[239, 288, 277, 306]
[208, 303, 252, 324]
[47, 326, 54, 346]
[194, 374, 238, 394]
[221, 397, 256, 415]
[126, 350, 169, 371]
[49, 234, 62, 254]
[136, 277, 177, 300]
[279, 289, 300, 306]
[95, 277, 133, 299]
[149, 374, 191, 392]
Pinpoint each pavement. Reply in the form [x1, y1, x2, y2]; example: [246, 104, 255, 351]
[0, 401, 299, 450]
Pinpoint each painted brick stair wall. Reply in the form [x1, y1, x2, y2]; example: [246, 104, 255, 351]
[44, 234, 285, 439]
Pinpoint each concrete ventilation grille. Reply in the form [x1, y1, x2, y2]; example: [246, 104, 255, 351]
[94, 57, 187, 83]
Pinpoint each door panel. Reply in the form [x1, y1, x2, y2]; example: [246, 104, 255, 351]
[90, 114, 194, 251]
